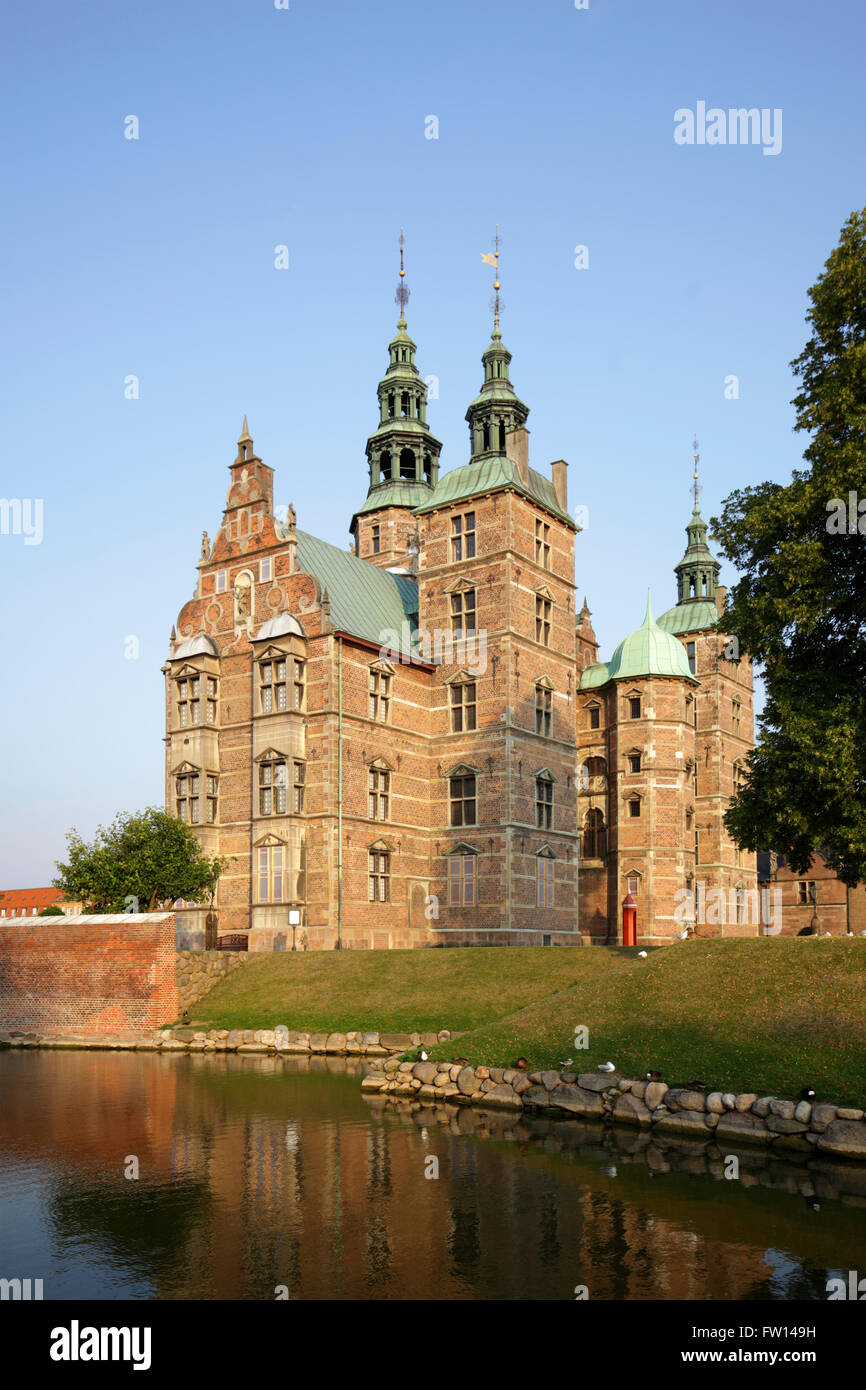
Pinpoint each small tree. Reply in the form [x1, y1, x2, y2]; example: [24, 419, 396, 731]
[37, 904, 65, 917]
[53, 808, 227, 913]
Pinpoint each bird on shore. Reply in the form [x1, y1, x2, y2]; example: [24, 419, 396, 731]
[637, 950, 648, 958]
[677, 930, 689, 941]
[560, 1058, 573, 1068]
[800, 1086, 816, 1101]
[683, 1080, 706, 1091]
[418, 1049, 429, 1062]
[645, 1070, 663, 1081]
[598, 1062, 616, 1073]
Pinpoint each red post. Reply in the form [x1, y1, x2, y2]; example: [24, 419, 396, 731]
[622, 891, 637, 947]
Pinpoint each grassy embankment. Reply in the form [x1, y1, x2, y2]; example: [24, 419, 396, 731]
[188, 939, 866, 1107]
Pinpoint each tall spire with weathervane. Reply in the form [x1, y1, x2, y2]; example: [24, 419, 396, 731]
[465, 228, 529, 463]
[350, 231, 442, 557]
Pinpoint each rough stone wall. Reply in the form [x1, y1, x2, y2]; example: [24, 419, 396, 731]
[175, 949, 252, 1014]
[0, 914, 177, 1036]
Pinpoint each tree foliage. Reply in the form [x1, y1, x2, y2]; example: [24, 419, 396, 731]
[53, 807, 227, 913]
[711, 208, 866, 885]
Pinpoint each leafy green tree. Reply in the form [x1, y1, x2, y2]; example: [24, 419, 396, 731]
[53, 808, 227, 913]
[711, 208, 866, 885]
[37, 904, 65, 917]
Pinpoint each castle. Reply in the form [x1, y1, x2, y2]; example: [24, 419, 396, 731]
[165, 275, 758, 950]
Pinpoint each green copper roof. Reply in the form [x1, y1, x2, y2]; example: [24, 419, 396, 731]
[579, 661, 609, 690]
[656, 598, 720, 636]
[605, 593, 698, 684]
[295, 530, 417, 654]
[353, 481, 433, 518]
[413, 455, 573, 526]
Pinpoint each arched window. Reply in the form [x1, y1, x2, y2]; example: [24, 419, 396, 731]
[399, 447, 416, 480]
[400, 391, 410, 418]
[379, 450, 392, 482]
[583, 808, 605, 859]
[482, 422, 490, 450]
[585, 756, 605, 777]
[387, 393, 395, 418]
[498, 421, 506, 451]
[423, 453, 432, 484]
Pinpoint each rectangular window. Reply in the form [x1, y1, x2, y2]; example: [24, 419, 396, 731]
[260, 557, 272, 582]
[448, 853, 476, 906]
[732, 699, 741, 735]
[372, 524, 380, 555]
[629, 696, 641, 719]
[293, 660, 305, 710]
[451, 681, 477, 732]
[258, 845, 285, 903]
[450, 589, 476, 636]
[176, 771, 201, 825]
[536, 778, 553, 829]
[535, 683, 552, 736]
[589, 705, 600, 730]
[686, 641, 696, 676]
[259, 760, 287, 815]
[535, 595, 551, 646]
[368, 767, 390, 821]
[797, 880, 815, 905]
[369, 669, 391, 722]
[206, 676, 217, 724]
[450, 774, 477, 827]
[536, 856, 554, 909]
[261, 660, 292, 713]
[629, 799, 641, 818]
[627, 874, 639, 896]
[628, 753, 641, 773]
[293, 761, 305, 814]
[177, 677, 201, 727]
[535, 518, 550, 570]
[368, 850, 390, 903]
[451, 511, 476, 562]
[216, 571, 227, 593]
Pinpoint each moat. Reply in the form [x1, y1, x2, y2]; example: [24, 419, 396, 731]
[1, 1050, 863, 1301]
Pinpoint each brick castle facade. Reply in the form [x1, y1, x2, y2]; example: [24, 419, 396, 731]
[165, 303, 758, 950]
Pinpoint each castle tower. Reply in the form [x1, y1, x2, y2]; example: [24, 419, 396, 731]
[350, 235, 442, 569]
[415, 292, 579, 943]
[656, 443, 758, 934]
[578, 595, 698, 943]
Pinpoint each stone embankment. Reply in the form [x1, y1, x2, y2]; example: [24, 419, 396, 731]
[175, 950, 251, 1014]
[361, 1062, 866, 1161]
[0, 1026, 459, 1057]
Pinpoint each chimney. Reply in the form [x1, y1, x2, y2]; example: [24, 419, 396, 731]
[506, 426, 530, 486]
[551, 458, 568, 511]
[715, 584, 727, 617]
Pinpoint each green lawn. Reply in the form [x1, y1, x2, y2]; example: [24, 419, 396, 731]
[187, 939, 866, 1107]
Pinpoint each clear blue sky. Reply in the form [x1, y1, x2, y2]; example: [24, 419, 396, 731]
[1, 0, 863, 885]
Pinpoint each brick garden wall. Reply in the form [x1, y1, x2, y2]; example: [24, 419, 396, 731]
[0, 914, 178, 1036]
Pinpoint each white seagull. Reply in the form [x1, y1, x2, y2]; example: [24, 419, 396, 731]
[598, 1062, 616, 1073]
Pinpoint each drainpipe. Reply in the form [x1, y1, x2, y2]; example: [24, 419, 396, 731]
[337, 634, 343, 949]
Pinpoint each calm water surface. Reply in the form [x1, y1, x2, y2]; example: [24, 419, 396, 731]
[1, 1050, 864, 1300]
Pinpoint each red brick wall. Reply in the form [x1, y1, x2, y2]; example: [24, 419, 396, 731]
[0, 914, 178, 1036]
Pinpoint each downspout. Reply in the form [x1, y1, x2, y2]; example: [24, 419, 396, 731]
[337, 634, 343, 949]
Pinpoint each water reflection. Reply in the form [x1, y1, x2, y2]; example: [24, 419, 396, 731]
[0, 1050, 863, 1301]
